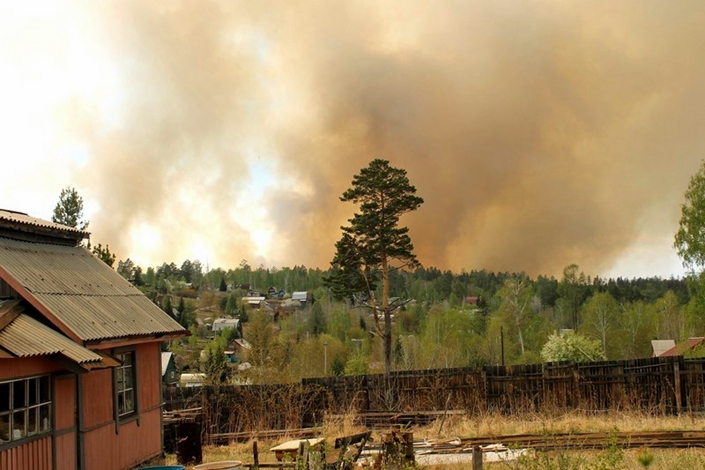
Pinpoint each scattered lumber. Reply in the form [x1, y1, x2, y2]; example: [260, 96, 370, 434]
[209, 426, 323, 445]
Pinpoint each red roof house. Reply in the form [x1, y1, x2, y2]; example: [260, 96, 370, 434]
[658, 337, 705, 357]
[0, 209, 186, 470]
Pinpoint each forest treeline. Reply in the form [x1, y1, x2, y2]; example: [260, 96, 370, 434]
[116, 257, 704, 383]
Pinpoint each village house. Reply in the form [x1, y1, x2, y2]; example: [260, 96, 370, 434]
[161, 352, 178, 389]
[656, 337, 705, 357]
[0, 209, 187, 470]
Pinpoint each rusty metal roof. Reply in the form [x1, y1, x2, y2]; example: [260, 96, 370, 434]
[0, 209, 88, 236]
[0, 237, 185, 342]
[0, 311, 103, 364]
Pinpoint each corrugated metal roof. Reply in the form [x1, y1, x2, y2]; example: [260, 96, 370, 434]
[0, 313, 103, 364]
[0, 209, 88, 236]
[0, 237, 186, 342]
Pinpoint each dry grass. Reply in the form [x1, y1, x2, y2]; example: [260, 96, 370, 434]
[153, 410, 705, 469]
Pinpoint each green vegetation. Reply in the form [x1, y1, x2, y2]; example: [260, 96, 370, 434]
[51, 186, 116, 266]
[121, 255, 695, 384]
[52, 186, 89, 230]
[115, 160, 705, 383]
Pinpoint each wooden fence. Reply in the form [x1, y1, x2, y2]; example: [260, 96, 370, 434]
[164, 356, 705, 437]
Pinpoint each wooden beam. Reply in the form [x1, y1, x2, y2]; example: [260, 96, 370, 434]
[0, 299, 22, 331]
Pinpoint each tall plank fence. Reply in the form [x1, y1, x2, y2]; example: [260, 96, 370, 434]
[164, 356, 705, 438]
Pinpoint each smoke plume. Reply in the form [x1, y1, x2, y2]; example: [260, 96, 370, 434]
[25, 1, 705, 277]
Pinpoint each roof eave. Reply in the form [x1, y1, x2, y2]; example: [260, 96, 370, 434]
[86, 330, 190, 349]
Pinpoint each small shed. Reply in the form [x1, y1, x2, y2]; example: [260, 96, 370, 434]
[292, 291, 311, 305]
[242, 296, 266, 308]
[212, 318, 240, 333]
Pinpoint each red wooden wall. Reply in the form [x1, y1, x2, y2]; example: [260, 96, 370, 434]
[1, 341, 165, 470]
[83, 341, 164, 470]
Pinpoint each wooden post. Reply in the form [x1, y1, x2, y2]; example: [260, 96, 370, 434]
[674, 358, 682, 414]
[253, 440, 259, 468]
[297, 440, 309, 470]
[473, 445, 483, 470]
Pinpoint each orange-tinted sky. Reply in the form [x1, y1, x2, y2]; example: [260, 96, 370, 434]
[2, 1, 704, 278]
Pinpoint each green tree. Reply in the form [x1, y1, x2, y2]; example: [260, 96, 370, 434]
[224, 294, 238, 317]
[162, 296, 174, 319]
[655, 290, 684, 341]
[325, 159, 423, 376]
[581, 292, 620, 357]
[496, 276, 535, 356]
[132, 266, 144, 286]
[203, 341, 230, 385]
[618, 301, 656, 359]
[247, 311, 276, 369]
[307, 301, 327, 336]
[89, 242, 116, 267]
[51, 186, 89, 230]
[541, 330, 606, 362]
[117, 258, 135, 280]
[557, 264, 588, 330]
[675, 160, 705, 271]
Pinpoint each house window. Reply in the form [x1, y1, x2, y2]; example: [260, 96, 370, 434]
[116, 351, 136, 416]
[0, 376, 52, 443]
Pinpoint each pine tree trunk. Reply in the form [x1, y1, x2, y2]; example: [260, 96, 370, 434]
[383, 257, 391, 376]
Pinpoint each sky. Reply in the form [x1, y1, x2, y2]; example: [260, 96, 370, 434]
[1, 0, 704, 280]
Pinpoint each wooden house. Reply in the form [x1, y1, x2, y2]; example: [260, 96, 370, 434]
[161, 352, 178, 389]
[0, 209, 186, 470]
[657, 337, 705, 357]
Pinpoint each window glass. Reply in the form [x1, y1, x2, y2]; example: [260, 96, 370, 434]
[0, 376, 52, 443]
[12, 381, 25, 409]
[0, 413, 9, 442]
[39, 405, 50, 432]
[28, 378, 38, 406]
[12, 410, 25, 439]
[39, 377, 50, 403]
[116, 351, 137, 417]
[27, 407, 37, 436]
[0, 383, 9, 412]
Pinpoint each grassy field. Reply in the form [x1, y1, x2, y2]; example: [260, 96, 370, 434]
[154, 411, 705, 469]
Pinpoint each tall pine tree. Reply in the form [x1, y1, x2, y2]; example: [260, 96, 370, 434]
[325, 159, 423, 375]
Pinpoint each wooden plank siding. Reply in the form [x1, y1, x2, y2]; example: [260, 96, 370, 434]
[81, 341, 164, 470]
[0, 357, 63, 380]
[54, 374, 77, 470]
[81, 369, 114, 431]
[0, 436, 52, 470]
[83, 408, 161, 470]
[0, 357, 66, 470]
[137, 342, 163, 411]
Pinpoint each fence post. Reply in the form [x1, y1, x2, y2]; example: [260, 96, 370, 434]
[674, 358, 682, 414]
[472, 445, 483, 470]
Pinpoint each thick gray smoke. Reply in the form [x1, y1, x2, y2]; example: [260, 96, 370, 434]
[56, 1, 705, 276]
